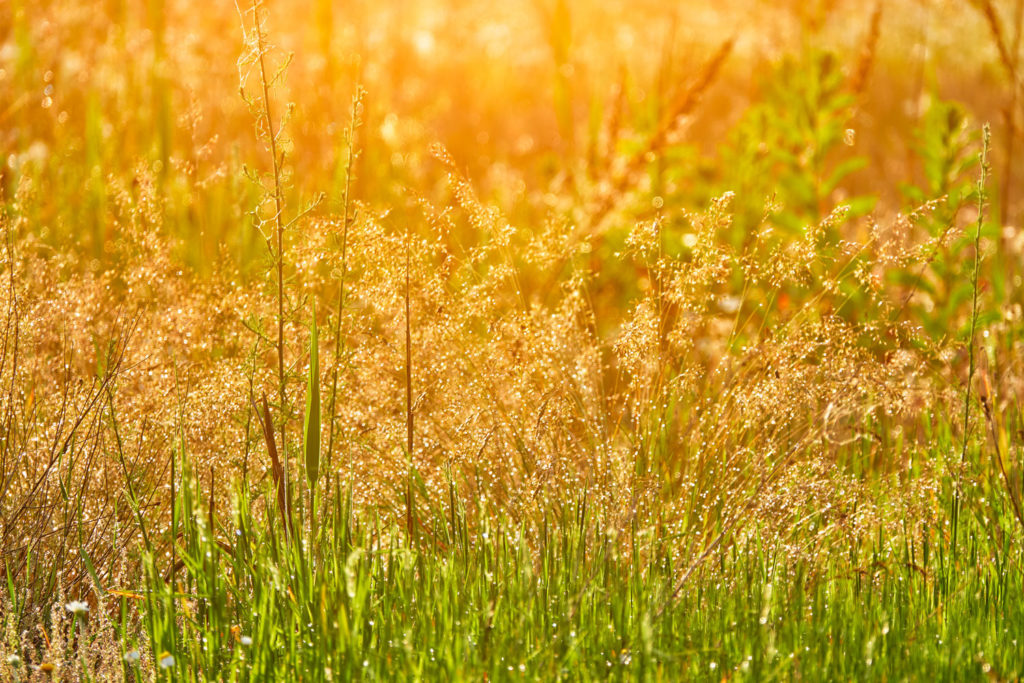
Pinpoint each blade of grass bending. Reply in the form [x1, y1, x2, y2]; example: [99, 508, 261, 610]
[76, 502, 104, 594]
[256, 392, 292, 536]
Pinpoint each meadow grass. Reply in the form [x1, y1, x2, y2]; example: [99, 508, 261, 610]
[18, 428, 1023, 681]
[2, 1, 1024, 681]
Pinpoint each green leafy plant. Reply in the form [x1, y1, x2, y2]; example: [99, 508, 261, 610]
[720, 50, 874, 245]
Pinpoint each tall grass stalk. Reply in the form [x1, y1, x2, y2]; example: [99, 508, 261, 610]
[960, 125, 990, 470]
[326, 86, 363, 482]
[954, 124, 991, 555]
[247, 0, 291, 528]
[303, 306, 321, 529]
[404, 221, 414, 542]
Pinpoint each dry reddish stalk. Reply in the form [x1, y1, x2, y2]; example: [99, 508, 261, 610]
[849, 1, 883, 97]
[257, 392, 292, 535]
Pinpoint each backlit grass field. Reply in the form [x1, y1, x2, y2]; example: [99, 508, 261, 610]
[2, 0, 1024, 680]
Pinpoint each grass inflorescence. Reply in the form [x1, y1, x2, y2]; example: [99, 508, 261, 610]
[2, 1, 1024, 681]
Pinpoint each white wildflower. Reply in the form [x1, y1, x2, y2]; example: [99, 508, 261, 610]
[65, 600, 89, 615]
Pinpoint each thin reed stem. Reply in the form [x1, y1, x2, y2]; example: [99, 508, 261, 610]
[404, 224, 413, 460]
[959, 124, 991, 472]
[326, 86, 362, 480]
[404, 222, 414, 542]
[953, 121, 991, 564]
[251, 0, 290, 534]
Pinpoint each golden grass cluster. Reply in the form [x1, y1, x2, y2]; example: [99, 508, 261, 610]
[1, 0, 1024, 652]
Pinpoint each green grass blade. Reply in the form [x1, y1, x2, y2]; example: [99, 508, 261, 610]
[304, 305, 321, 489]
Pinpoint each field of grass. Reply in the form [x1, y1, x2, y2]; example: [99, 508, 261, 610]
[2, 0, 1024, 680]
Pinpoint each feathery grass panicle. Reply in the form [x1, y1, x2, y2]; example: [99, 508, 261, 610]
[3, 2, 1024, 680]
